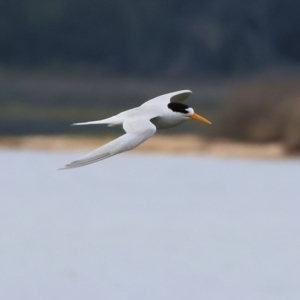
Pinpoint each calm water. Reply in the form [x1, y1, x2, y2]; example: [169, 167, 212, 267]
[1, 150, 300, 300]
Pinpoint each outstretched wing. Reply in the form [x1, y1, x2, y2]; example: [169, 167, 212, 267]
[142, 90, 192, 106]
[59, 117, 156, 169]
[170, 90, 192, 102]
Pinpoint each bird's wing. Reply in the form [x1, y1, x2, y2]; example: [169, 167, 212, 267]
[142, 90, 192, 106]
[59, 116, 156, 169]
[170, 90, 192, 102]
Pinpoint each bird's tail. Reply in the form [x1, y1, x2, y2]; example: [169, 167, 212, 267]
[72, 116, 121, 127]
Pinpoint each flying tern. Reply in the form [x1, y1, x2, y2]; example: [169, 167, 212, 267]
[60, 90, 211, 169]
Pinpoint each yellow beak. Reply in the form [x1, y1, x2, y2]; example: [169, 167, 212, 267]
[189, 113, 211, 124]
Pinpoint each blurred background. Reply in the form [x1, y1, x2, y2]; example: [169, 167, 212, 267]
[1, 1, 300, 300]
[0, 0, 300, 153]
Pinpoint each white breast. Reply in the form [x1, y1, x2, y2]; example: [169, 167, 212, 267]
[150, 114, 188, 130]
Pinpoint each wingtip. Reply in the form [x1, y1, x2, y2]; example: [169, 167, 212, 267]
[170, 90, 193, 102]
[180, 89, 192, 94]
[58, 160, 81, 170]
[58, 163, 74, 170]
[176, 89, 192, 94]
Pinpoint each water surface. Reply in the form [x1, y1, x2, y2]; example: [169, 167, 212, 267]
[1, 150, 300, 300]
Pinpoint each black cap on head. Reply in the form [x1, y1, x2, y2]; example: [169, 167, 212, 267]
[167, 102, 189, 114]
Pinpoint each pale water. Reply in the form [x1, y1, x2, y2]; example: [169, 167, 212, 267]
[1, 150, 300, 300]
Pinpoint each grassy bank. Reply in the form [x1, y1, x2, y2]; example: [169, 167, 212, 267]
[0, 135, 286, 159]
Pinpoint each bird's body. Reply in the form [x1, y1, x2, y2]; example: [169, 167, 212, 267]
[60, 90, 211, 169]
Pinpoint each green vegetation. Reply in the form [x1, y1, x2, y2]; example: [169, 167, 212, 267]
[1, 0, 300, 76]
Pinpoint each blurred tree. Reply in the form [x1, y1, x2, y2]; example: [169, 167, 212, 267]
[0, 0, 300, 76]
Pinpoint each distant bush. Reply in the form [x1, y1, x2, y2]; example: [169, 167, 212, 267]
[210, 79, 300, 154]
[284, 98, 300, 153]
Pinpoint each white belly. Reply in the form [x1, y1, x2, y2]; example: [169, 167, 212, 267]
[151, 116, 187, 130]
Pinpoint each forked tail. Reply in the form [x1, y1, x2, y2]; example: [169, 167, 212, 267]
[72, 116, 121, 127]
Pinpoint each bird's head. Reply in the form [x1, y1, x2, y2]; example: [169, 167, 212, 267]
[167, 102, 211, 124]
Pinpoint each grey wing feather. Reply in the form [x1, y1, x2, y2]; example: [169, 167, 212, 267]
[59, 117, 156, 169]
[142, 90, 192, 106]
[170, 90, 192, 102]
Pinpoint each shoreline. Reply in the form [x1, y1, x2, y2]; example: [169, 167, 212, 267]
[0, 135, 290, 159]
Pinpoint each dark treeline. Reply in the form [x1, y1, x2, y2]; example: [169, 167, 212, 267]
[1, 0, 300, 76]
